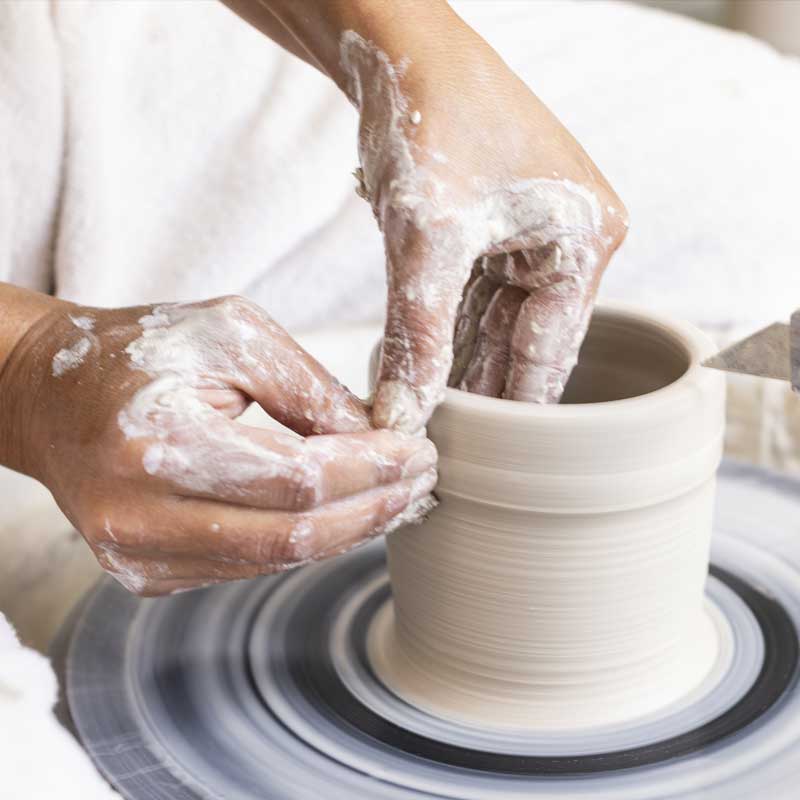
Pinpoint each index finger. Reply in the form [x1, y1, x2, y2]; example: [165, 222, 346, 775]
[141, 410, 437, 513]
[505, 276, 592, 403]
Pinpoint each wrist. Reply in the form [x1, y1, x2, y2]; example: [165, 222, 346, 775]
[263, 0, 458, 99]
[0, 284, 63, 373]
[0, 285, 72, 479]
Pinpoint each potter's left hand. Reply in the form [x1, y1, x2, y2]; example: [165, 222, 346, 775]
[0, 290, 438, 596]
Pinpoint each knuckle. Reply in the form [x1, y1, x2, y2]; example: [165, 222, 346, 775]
[217, 294, 253, 312]
[604, 214, 629, 251]
[81, 508, 116, 546]
[92, 543, 118, 572]
[216, 295, 268, 323]
[287, 459, 323, 511]
[214, 295, 280, 342]
[92, 537, 170, 596]
[598, 192, 630, 249]
[83, 509, 142, 550]
[269, 517, 317, 566]
[135, 581, 168, 598]
[95, 549, 150, 595]
[483, 253, 509, 282]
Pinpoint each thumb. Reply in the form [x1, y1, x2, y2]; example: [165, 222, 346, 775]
[372, 221, 474, 433]
[217, 300, 372, 435]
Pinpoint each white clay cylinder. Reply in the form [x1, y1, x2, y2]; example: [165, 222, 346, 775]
[369, 303, 727, 730]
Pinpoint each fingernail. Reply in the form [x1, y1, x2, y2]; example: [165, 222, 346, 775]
[402, 440, 438, 477]
[373, 380, 423, 433]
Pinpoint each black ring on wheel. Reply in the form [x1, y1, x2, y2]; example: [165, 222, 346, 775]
[266, 558, 799, 776]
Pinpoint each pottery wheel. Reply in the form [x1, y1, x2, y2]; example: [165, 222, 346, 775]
[58, 461, 800, 799]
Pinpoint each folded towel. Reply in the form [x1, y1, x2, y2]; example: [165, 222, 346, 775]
[0, 614, 120, 799]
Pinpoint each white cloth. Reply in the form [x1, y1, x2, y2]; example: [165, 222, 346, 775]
[2, 1, 800, 795]
[2, 0, 383, 329]
[0, 614, 120, 799]
[3, 1, 800, 332]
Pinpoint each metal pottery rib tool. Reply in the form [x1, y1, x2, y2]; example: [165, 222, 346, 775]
[703, 310, 800, 392]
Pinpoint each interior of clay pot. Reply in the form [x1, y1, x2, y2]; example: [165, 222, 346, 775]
[559, 309, 692, 404]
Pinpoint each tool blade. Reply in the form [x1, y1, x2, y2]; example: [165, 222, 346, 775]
[703, 322, 791, 382]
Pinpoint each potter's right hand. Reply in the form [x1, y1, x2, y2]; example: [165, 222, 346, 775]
[0, 292, 437, 596]
[220, 1, 628, 434]
[354, 26, 629, 432]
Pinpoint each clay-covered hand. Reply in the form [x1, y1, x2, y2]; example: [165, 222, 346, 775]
[344, 23, 629, 431]
[0, 296, 436, 595]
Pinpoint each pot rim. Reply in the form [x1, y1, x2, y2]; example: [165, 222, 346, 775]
[438, 300, 718, 418]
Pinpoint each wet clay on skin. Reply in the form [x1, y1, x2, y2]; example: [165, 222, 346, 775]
[340, 31, 618, 433]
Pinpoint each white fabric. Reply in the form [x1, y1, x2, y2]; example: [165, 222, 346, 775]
[2, 1, 800, 794]
[0, 615, 120, 799]
[2, 0, 382, 329]
[3, 1, 800, 332]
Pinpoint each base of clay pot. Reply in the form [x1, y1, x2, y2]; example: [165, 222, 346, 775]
[368, 598, 722, 732]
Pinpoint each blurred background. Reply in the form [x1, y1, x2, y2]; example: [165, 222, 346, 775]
[634, 0, 800, 54]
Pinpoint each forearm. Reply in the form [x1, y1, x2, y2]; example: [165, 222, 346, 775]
[220, 0, 469, 99]
[0, 283, 67, 474]
[219, 0, 321, 70]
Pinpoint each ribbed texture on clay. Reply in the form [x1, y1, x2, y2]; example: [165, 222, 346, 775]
[369, 305, 727, 731]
